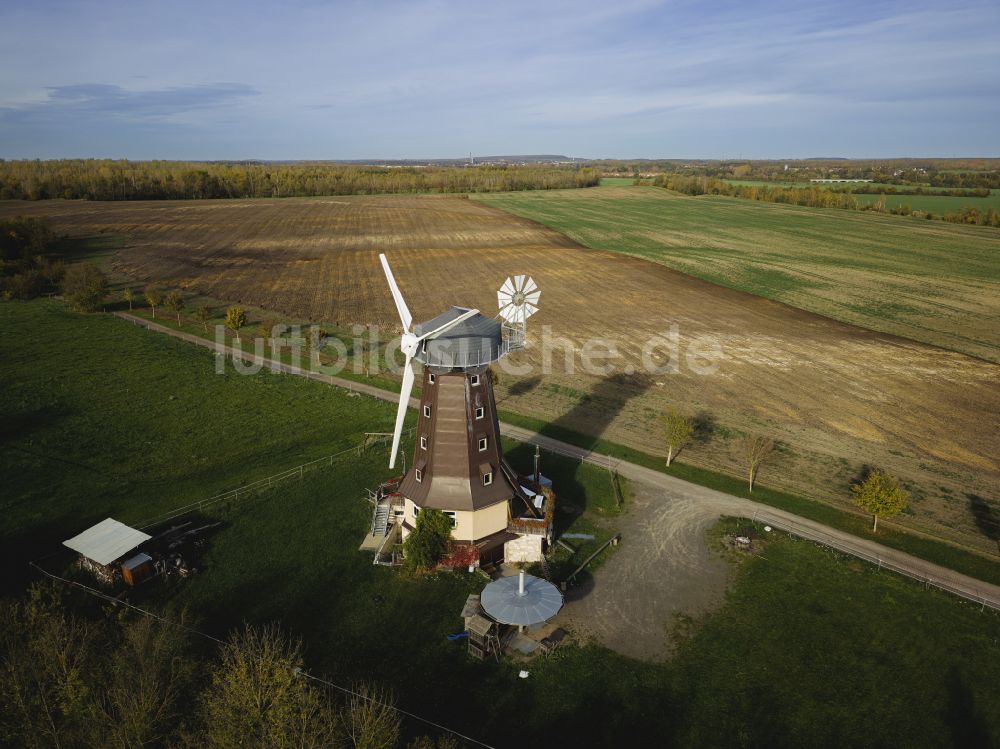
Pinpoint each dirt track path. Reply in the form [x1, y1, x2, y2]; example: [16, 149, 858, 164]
[113, 311, 1000, 649]
[558, 481, 733, 660]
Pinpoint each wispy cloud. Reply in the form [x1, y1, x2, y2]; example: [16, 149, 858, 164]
[2, 82, 258, 123]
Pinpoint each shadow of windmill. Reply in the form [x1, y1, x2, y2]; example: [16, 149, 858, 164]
[504, 368, 652, 593]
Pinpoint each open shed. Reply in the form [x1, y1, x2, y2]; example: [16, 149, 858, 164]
[63, 518, 151, 583]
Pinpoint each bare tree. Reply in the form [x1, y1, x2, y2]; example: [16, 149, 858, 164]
[200, 623, 341, 749]
[196, 304, 212, 333]
[345, 683, 402, 749]
[743, 435, 774, 492]
[0, 584, 101, 749]
[663, 408, 693, 467]
[165, 290, 185, 324]
[97, 612, 194, 748]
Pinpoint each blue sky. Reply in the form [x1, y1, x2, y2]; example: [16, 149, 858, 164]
[1, 0, 997, 159]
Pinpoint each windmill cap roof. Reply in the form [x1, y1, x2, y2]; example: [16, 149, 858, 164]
[414, 307, 500, 339]
[413, 307, 504, 368]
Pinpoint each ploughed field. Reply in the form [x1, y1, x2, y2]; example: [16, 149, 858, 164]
[480, 185, 1000, 362]
[3, 193, 998, 553]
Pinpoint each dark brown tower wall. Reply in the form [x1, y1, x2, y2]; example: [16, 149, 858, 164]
[398, 368, 517, 511]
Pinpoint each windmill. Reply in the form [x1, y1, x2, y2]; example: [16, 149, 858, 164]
[378, 254, 548, 565]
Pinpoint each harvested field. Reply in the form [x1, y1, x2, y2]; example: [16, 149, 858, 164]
[479, 186, 1000, 362]
[3, 194, 998, 553]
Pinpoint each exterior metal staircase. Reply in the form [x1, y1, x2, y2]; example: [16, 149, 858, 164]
[371, 499, 391, 537]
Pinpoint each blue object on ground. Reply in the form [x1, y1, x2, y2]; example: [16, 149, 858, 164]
[447, 632, 469, 641]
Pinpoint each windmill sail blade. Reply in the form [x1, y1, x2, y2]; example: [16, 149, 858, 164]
[524, 290, 541, 305]
[514, 274, 526, 291]
[415, 308, 480, 342]
[389, 357, 415, 469]
[523, 277, 538, 294]
[379, 254, 413, 332]
[500, 277, 516, 296]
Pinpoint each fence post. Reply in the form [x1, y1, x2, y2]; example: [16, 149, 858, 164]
[299, 465, 304, 479]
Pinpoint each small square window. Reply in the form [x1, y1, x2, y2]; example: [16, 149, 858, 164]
[415, 468, 423, 483]
[470, 374, 480, 386]
[444, 511, 457, 528]
[428, 373, 436, 385]
[475, 406, 484, 420]
[478, 437, 488, 452]
[483, 472, 493, 486]
[420, 435, 427, 450]
[423, 404, 431, 418]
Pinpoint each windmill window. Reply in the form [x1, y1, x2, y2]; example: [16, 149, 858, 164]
[444, 511, 457, 528]
[413, 506, 420, 516]
[415, 468, 423, 483]
[420, 435, 427, 450]
[470, 374, 480, 386]
[475, 406, 485, 420]
[428, 373, 436, 385]
[478, 436, 488, 452]
[423, 405, 431, 418]
[483, 472, 493, 486]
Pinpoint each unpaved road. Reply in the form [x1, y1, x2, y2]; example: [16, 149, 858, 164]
[114, 311, 1000, 657]
[559, 481, 732, 661]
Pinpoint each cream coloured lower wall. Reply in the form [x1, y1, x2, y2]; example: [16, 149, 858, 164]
[404, 497, 508, 542]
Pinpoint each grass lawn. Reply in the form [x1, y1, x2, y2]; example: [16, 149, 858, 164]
[5, 298, 1000, 746]
[0, 298, 404, 592]
[153, 471, 1000, 747]
[89, 300, 1000, 586]
[477, 185, 1000, 362]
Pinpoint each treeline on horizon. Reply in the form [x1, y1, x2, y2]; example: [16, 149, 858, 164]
[653, 173, 1000, 227]
[594, 157, 1000, 185]
[0, 159, 599, 201]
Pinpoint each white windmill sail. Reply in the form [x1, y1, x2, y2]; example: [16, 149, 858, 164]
[378, 253, 479, 469]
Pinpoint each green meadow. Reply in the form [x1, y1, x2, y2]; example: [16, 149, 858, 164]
[3, 299, 1000, 746]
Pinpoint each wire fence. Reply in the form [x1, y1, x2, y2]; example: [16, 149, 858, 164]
[742, 512, 1000, 613]
[135, 428, 415, 530]
[27, 562, 496, 749]
[506, 431, 1000, 614]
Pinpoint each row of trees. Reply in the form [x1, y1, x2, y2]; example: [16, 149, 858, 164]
[663, 409, 909, 531]
[653, 174, 1000, 227]
[0, 160, 599, 201]
[0, 584, 456, 749]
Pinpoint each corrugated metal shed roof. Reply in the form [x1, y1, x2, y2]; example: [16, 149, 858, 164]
[63, 518, 151, 566]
